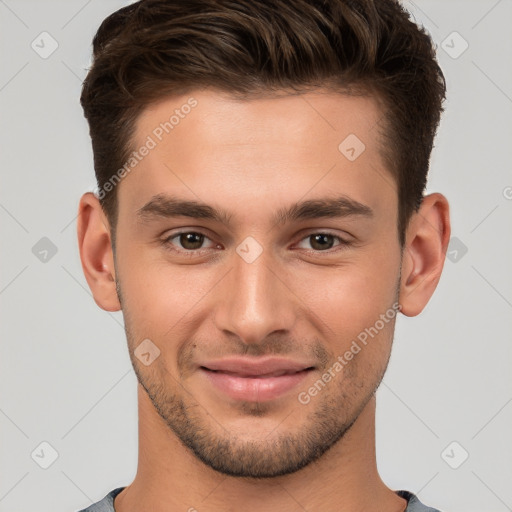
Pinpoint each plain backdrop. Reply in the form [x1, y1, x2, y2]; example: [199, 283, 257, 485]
[1, 1, 511, 511]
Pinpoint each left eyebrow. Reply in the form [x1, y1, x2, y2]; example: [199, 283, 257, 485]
[272, 196, 374, 226]
[136, 193, 374, 226]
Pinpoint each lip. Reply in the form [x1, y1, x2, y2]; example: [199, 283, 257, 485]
[199, 357, 315, 402]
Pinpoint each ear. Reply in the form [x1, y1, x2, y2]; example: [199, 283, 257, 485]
[77, 192, 121, 312]
[399, 193, 451, 317]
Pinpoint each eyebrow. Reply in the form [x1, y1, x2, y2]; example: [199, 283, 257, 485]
[136, 193, 374, 226]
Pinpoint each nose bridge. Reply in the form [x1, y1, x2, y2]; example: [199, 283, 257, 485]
[214, 245, 295, 344]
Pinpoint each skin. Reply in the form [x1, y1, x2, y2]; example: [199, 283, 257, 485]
[77, 89, 450, 512]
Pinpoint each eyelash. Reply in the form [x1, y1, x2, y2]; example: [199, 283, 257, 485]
[160, 230, 352, 257]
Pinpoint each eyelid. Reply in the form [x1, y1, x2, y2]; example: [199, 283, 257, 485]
[161, 228, 353, 255]
[161, 230, 218, 252]
[293, 230, 352, 251]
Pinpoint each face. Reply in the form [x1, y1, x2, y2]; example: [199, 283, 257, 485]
[112, 89, 403, 478]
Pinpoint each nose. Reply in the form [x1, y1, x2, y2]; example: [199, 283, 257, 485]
[213, 246, 297, 345]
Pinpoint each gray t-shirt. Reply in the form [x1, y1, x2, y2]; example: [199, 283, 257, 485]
[77, 487, 443, 511]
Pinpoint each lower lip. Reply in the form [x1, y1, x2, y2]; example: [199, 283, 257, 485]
[200, 368, 313, 402]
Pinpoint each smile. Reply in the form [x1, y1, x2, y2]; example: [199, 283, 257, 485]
[199, 358, 315, 402]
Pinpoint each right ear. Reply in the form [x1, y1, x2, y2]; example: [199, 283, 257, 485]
[77, 192, 121, 312]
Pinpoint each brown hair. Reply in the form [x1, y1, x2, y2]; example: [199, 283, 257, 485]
[80, 0, 446, 247]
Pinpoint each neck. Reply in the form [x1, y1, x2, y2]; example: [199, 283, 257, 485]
[114, 386, 406, 512]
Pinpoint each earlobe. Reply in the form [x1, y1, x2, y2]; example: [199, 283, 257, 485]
[399, 193, 451, 317]
[77, 192, 121, 312]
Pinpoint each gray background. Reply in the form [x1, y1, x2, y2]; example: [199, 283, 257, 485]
[1, 1, 511, 511]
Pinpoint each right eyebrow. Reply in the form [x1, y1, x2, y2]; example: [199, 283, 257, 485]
[136, 194, 233, 225]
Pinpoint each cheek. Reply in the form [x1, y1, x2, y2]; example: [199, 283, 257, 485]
[293, 258, 399, 337]
[115, 243, 220, 341]
[286, 248, 401, 378]
[116, 219, 401, 355]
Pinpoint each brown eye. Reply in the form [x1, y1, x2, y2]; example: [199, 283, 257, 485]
[295, 232, 351, 253]
[178, 232, 205, 250]
[309, 233, 336, 251]
[162, 231, 217, 254]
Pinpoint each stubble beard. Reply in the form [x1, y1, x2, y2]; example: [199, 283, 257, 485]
[117, 279, 396, 479]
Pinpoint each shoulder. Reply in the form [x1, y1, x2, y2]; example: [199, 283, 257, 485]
[76, 487, 126, 512]
[397, 490, 444, 512]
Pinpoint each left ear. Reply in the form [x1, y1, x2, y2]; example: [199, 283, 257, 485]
[399, 193, 451, 317]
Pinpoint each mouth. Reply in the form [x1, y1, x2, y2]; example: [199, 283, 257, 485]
[198, 357, 315, 402]
[202, 368, 311, 378]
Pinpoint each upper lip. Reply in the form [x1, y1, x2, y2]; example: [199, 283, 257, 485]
[200, 357, 315, 377]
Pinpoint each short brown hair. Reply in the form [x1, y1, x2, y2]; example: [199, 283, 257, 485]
[80, 0, 446, 247]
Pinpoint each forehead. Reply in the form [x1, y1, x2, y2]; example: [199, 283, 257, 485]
[118, 88, 395, 224]
[136, 88, 384, 150]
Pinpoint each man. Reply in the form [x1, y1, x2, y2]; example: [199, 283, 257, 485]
[76, 0, 450, 510]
